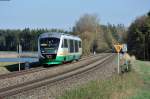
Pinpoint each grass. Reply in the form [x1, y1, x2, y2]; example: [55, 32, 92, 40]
[0, 62, 22, 73]
[0, 62, 40, 73]
[58, 60, 150, 99]
[0, 62, 17, 74]
[131, 60, 150, 99]
[0, 62, 18, 67]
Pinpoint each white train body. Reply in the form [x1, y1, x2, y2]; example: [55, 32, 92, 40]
[38, 32, 82, 65]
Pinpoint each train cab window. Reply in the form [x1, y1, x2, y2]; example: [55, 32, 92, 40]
[75, 40, 79, 52]
[40, 37, 60, 53]
[79, 41, 81, 48]
[40, 38, 60, 49]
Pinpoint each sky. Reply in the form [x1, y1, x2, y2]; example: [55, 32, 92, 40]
[0, 0, 150, 30]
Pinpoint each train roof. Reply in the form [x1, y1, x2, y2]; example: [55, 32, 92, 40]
[39, 32, 81, 40]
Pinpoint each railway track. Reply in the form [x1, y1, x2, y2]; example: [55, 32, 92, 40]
[0, 53, 115, 98]
[0, 53, 105, 80]
[0, 53, 108, 90]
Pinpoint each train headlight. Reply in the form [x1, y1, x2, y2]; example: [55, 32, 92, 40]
[46, 55, 52, 59]
[54, 50, 57, 53]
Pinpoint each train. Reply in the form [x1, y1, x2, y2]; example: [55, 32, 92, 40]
[38, 32, 82, 65]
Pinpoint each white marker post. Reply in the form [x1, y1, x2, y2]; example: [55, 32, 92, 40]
[18, 44, 22, 71]
[114, 44, 123, 74]
[19, 54, 20, 71]
[117, 52, 120, 74]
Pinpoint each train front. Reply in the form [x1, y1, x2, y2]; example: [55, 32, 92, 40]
[38, 36, 61, 65]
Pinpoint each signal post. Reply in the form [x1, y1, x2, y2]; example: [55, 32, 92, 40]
[114, 44, 123, 74]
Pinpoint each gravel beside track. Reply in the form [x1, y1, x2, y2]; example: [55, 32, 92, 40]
[0, 67, 45, 79]
[0, 53, 107, 89]
[0, 53, 116, 99]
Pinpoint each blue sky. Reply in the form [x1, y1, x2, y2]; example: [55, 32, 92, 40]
[0, 0, 150, 30]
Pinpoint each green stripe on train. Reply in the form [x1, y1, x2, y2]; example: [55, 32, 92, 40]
[40, 54, 81, 65]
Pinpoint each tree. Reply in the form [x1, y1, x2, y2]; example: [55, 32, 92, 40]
[101, 25, 113, 49]
[148, 11, 150, 17]
[73, 14, 99, 33]
[73, 14, 103, 55]
[116, 24, 127, 43]
[127, 12, 150, 60]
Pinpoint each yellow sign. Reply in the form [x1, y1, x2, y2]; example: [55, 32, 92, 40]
[114, 44, 123, 53]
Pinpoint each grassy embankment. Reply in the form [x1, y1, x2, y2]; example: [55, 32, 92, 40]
[0, 62, 17, 74]
[58, 60, 150, 99]
[0, 62, 40, 74]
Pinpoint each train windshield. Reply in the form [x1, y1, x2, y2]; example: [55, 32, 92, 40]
[40, 37, 60, 53]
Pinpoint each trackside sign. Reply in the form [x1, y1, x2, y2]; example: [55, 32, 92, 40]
[114, 44, 123, 53]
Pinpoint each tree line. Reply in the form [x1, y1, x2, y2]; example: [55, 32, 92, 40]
[5, 11, 150, 60]
[0, 23, 126, 56]
[0, 28, 69, 51]
[0, 14, 127, 56]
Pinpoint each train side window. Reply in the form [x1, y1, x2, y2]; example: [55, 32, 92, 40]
[75, 40, 78, 52]
[64, 39, 68, 48]
[79, 41, 81, 48]
[61, 39, 68, 48]
[69, 40, 74, 53]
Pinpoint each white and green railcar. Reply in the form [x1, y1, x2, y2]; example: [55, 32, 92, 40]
[38, 32, 82, 65]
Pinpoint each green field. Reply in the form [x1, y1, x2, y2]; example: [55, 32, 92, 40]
[58, 60, 150, 99]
